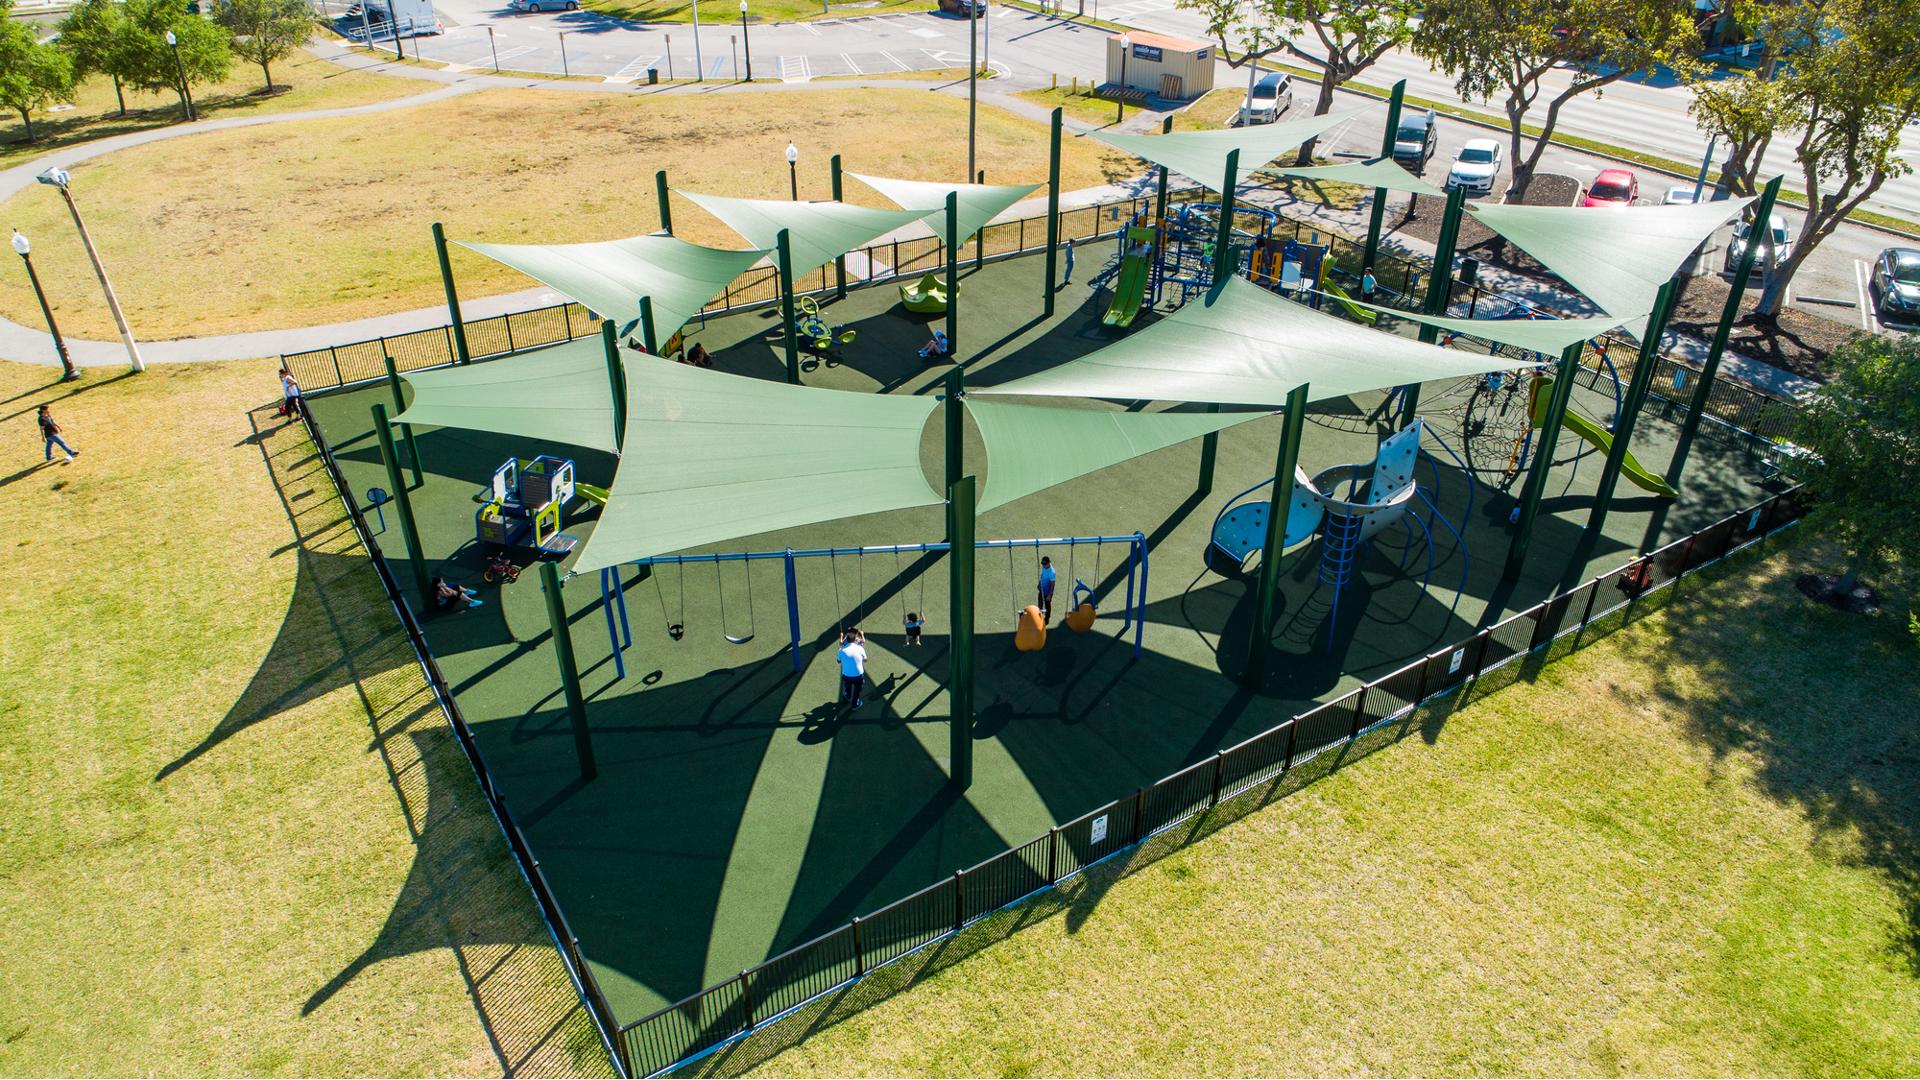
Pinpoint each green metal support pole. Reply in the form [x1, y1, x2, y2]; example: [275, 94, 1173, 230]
[655, 170, 673, 234]
[381, 354, 424, 489]
[1502, 341, 1584, 581]
[1665, 176, 1782, 492]
[538, 561, 598, 782]
[1196, 401, 1220, 495]
[600, 319, 626, 454]
[432, 222, 471, 365]
[636, 296, 658, 356]
[944, 367, 964, 491]
[1213, 149, 1240, 284]
[370, 403, 431, 607]
[1362, 80, 1406, 278]
[1155, 115, 1173, 229]
[777, 228, 800, 384]
[1243, 384, 1309, 689]
[1401, 186, 1466, 428]
[946, 475, 976, 789]
[1585, 279, 1679, 542]
[944, 192, 960, 357]
[1043, 107, 1062, 316]
[830, 154, 848, 299]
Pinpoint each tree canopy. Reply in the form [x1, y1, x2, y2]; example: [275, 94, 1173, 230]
[1791, 333, 1920, 593]
[0, 10, 76, 141]
[117, 0, 232, 103]
[214, 0, 317, 91]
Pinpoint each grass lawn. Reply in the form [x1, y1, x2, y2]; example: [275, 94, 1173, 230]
[0, 87, 1132, 341]
[731, 543, 1920, 1076]
[0, 358, 608, 1075]
[582, 0, 933, 24]
[0, 50, 426, 170]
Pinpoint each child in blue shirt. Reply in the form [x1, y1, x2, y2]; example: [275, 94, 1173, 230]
[1036, 556, 1058, 621]
[903, 611, 924, 646]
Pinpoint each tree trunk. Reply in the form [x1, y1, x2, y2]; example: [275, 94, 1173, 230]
[112, 75, 125, 116]
[18, 108, 33, 142]
[1504, 105, 1531, 202]
[1293, 69, 1339, 166]
[1835, 560, 1858, 594]
[261, 58, 274, 91]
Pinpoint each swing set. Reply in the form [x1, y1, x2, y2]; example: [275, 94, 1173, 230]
[594, 533, 1148, 680]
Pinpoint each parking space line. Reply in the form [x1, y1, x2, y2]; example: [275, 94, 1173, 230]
[1855, 259, 1879, 332]
[842, 52, 862, 74]
[880, 49, 910, 71]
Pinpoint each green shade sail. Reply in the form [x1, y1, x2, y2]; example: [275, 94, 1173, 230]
[850, 174, 1042, 243]
[1093, 106, 1370, 193]
[459, 234, 769, 341]
[573, 361, 942, 570]
[967, 399, 1270, 512]
[1348, 299, 1632, 355]
[395, 335, 617, 453]
[679, 191, 930, 279]
[1466, 198, 1752, 335]
[1268, 156, 1445, 197]
[976, 276, 1542, 407]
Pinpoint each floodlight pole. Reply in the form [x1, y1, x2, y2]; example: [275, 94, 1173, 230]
[967, 0, 979, 183]
[947, 475, 977, 789]
[432, 222, 472, 364]
[601, 319, 627, 454]
[777, 228, 800, 383]
[831, 153, 847, 299]
[12, 233, 76, 381]
[1243, 383, 1309, 690]
[1043, 107, 1062, 316]
[1502, 341, 1584, 582]
[539, 561, 599, 782]
[1666, 176, 1781, 492]
[381, 353, 425, 488]
[42, 172, 143, 373]
[1213, 149, 1240, 284]
[655, 170, 673, 233]
[692, 0, 704, 82]
[1400, 185, 1466, 428]
[944, 191, 960, 356]
[1584, 278, 1679, 543]
[1362, 79, 1406, 279]
[370, 403, 431, 607]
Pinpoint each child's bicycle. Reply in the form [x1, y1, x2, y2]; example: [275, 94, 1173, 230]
[482, 552, 520, 584]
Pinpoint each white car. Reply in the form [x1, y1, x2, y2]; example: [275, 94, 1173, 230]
[511, 0, 577, 10]
[1444, 139, 1502, 195]
[1725, 213, 1792, 276]
[1662, 184, 1702, 205]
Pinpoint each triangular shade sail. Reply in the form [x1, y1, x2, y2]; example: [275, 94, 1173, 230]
[679, 191, 929, 279]
[1466, 198, 1751, 334]
[1093, 106, 1370, 192]
[395, 335, 617, 454]
[459, 234, 768, 341]
[573, 362, 942, 570]
[977, 276, 1543, 407]
[1269, 156, 1445, 197]
[967, 399, 1269, 512]
[1348, 299, 1633, 356]
[851, 174, 1042, 244]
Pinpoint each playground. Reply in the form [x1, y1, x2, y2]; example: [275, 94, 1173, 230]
[304, 237, 1773, 1026]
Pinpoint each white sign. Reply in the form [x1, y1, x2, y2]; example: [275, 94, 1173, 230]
[1448, 648, 1464, 674]
[1090, 814, 1109, 844]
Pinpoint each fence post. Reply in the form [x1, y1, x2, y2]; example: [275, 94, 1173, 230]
[851, 916, 864, 975]
[1579, 578, 1602, 630]
[1210, 750, 1225, 806]
[505, 313, 516, 355]
[1412, 653, 1431, 710]
[563, 303, 574, 340]
[740, 970, 756, 1029]
[1347, 685, 1370, 739]
[1468, 629, 1493, 681]
[327, 345, 343, 386]
[953, 870, 965, 931]
[1046, 827, 1059, 883]
[1131, 786, 1147, 843]
[1281, 718, 1299, 771]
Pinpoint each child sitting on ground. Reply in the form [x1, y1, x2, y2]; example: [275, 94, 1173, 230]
[918, 329, 950, 361]
[434, 576, 484, 610]
[903, 611, 924, 646]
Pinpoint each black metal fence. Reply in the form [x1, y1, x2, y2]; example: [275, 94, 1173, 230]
[613, 485, 1810, 1077]
[297, 408, 634, 1077]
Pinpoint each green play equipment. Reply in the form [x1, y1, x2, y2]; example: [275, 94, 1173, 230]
[1530, 377, 1678, 499]
[1321, 279, 1378, 325]
[1101, 224, 1156, 329]
[473, 455, 583, 557]
[899, 273, 955, 314]
[795, 295, 857, 353]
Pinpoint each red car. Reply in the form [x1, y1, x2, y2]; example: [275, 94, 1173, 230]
[1581, 169, 1639, 207]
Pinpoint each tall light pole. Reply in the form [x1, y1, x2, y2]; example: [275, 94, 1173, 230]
[36, 168, 143, 373]
[740, 0, 752, 80]
[163, 29, 195, 122]
[967, 0, 978, 181]
[1117, 33, 1130, 123]
[692, 0, 704, 82]
[12, 230, 76, 382]
[787, 141, 799, 199]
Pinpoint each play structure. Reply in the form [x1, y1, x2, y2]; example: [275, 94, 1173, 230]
[899, 273, 955, 314]
[795, 295, 858, 354]
[1205, 420, 1470, 650]
[593, 534, 1148, 680]
[473, 456, 581, 558]
[1099, 223, 1158, 328]
[1159, 202, 1278, 304]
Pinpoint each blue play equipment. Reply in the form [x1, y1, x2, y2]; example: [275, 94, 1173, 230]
[474, 455, 581, 559]
[1159, 202, 1279, 304]
[592, 534, 1149, 681]
[1204, 421, 1472, 652]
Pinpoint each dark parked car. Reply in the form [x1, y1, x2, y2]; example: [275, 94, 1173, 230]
[1391, 109, 1439, 172]
[1868, 246, 1920, 325]
[937, 0, 986, 14]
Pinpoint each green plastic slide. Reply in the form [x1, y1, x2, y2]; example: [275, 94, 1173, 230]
[1533, 378, 1679, 498]
[1102, 252, 1148, 328]
[1321, 279, 1378, 325]
[576, 483, 610, 507]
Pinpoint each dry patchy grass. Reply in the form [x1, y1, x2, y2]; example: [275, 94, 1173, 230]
[0, 358, 606, 1075]
[0, 87, 1129, 341]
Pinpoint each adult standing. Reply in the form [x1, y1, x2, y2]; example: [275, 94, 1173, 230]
[1062, 237, 1076, 285]
[279, 367, 304, 421]
[836, 628, 868, 710]
[37, 404, 77, 464]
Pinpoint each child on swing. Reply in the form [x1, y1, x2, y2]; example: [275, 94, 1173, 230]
[903, 610, 925, 646]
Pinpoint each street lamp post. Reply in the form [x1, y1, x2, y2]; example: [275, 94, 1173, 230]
[691, 0, 704, 82]
[484, 24, 500, 71]
[36, 169, 143, 373]
[967, 0, 978, 180]
[787, 142, 799, 199]
[1117, 33, 1130, 122]
[12, 231, 76, 381]
[163, 29, 195, 122]
[558, 30, 570, 76]
[740, 0, 752, 80]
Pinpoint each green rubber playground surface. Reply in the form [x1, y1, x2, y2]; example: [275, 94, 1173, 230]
[305, 251, 1770, 1025]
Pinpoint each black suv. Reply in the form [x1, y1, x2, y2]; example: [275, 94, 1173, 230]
[1392, 109, 1439, 172]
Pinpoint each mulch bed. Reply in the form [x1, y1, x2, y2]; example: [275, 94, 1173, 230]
[1795, 573, 1884, 615]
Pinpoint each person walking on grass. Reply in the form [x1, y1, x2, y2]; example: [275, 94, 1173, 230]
[1062, 237, 1076, 285]
[836, 627, 868, 710]
[279, 367, 304, 421]
[1036, 555, 1057, 621]
[37, 405, 76, 465]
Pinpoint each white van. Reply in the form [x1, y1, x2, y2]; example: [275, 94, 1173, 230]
[1240, 72, 1292, 125]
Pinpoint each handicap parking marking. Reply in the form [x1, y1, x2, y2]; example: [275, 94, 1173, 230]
[908, 26, 942, 37]
[610, 53, 660, 80]
[467, 43, 537, 67]
[780, 53, 811, 79]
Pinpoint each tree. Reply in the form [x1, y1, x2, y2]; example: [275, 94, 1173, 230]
[1791, 333, 1920, 594]
[213, 0, 317, 92]
[118, 0, 231, 117]
[1412, 0, 1700, 201]
[1687, 64, 1792, 198]
[57, 0, 134, 115]
[0, 14, 76, 142]
[1180, 0, 1415, 164]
